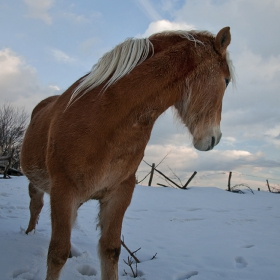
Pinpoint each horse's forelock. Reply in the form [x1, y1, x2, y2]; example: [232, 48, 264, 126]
[226, 52, 236, 87]
[174, 50, 234, 138]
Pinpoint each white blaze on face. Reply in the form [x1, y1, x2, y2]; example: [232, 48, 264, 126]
[193, 126, 222, 151]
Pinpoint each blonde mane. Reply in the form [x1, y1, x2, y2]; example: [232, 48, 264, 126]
[67, 30, 234, 108]
[67, 37, 153, 107]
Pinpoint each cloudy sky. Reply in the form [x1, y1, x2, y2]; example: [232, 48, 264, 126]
[1, 0, 280, 190]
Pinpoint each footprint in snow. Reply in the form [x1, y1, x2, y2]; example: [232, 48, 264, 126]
[0, 192, 9, 197]
[69, 243, 84, 258]
[235, 256, 248, 268]
[186, 208, 201, 212]
[12, 268, 38, 279]
[241, 244, 254, 249]
[76, 264, 97, 276]
[170, 218, 204, 222]
[214, 209, 230, 213]
[131, 209, 148, 212]
[177, 271, 198, 280]
[7, 215, 18, 218]
[17, 206, 28, 210]
[122, 269, 144, 278]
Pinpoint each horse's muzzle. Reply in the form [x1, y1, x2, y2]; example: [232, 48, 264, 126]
[193, 130, 222, 151]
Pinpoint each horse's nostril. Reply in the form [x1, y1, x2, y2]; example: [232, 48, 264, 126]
[211, 136, 215, 149]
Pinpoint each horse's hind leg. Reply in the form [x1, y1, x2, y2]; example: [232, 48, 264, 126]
[26, 183, 44, 234]
[46, 180, 79, 280]
[98, 175, 135, 280]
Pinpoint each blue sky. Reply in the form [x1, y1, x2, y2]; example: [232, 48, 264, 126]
[1, 0, 280, 190]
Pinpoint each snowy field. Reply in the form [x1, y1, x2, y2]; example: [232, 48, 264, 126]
[0, 176, 279, 280]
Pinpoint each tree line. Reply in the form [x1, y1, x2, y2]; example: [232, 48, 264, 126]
[0, 103, 28, 173]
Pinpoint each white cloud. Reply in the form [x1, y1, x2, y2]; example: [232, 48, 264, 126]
[48, 85, 60, 91]
[174, 0, 280, 56]
[62, 12, 90, 24]
[221, 150, 259, 161]
[141, 19, 195, 37]
[0, 48, 60, 113]
[222, 137, 237, 146]
[137, 145, 273, 188]
[144, 144, 198, 166]
[161, 0, 176, 12]
[136, 0, 162, 21]
[221, 48, 280, 139]
[50, 48, 76, 64]
[236, 49, 280, 84]
[265, 125, 280, 138]
[142, 144, 265, 174]
[79, 38, 101, 55]
[264, 125, 280, 149]
[0, 48, 31, 76]
[23, 0, 54, 25]
[0, 48, 37, 97]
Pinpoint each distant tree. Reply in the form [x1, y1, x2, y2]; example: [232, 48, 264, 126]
[0, 103, 28, 172]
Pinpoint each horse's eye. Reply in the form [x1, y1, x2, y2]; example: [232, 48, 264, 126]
[225, 78, 230, 87]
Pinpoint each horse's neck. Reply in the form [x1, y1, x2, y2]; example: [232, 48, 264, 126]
[109, 84, 175, 127]
[119, 63, 186, 122]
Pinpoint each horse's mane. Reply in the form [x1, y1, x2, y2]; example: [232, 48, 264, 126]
[149, 30, 202, 43]
[67, 37, 153, 107]
[67, 30, 234, 107]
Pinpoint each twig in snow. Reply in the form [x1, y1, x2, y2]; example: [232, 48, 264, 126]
[231, 183, 254, 194]
[121, 236, 140, 263]
[167, 165, 183, 187]
[151, 252, 157, 260]
[123, 256, 138, 278]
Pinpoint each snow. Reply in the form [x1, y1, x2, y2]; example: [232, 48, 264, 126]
[0, 176, 279, 280]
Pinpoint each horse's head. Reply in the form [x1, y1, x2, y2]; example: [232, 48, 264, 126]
[173, 27, 233, 151]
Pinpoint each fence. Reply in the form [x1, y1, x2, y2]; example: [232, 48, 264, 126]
[136, 161, 280, 192]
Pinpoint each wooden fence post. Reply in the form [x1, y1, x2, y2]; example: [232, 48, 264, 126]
[148, 163, 155, 186]
[266, 180, 271, 192]
[183, 171, 197, 189]
[227, 171, 232, 191]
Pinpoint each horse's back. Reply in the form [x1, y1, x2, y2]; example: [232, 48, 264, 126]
[21, 95, 60, 193]
[30, 95, 59, 120]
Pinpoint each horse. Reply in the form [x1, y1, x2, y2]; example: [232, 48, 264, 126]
[21, 26, 234, 280]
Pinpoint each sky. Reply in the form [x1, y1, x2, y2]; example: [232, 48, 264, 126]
[1, 0, 280, 190]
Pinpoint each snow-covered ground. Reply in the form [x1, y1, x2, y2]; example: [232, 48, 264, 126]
[0, 176, 279, 280]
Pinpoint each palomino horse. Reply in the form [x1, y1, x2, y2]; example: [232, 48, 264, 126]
[21, 27, 234, 280]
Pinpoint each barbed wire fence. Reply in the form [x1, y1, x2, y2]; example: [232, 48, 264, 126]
[136, 161, 280, 193]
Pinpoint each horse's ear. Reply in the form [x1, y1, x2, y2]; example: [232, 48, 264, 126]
[215, 27, 231, 56]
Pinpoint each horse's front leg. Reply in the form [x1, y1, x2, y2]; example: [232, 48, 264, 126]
[46, 180, 79, 280]
[98, 175, 135, 280]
